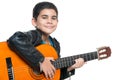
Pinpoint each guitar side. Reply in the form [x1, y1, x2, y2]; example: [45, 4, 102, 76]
[0, 42, 60, 80]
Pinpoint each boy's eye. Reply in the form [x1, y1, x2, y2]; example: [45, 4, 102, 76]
[41, 15, 48, 19]
[42, 16, 47, 19]
[41, 15, 57, 20]
[52, 16, 57, 20]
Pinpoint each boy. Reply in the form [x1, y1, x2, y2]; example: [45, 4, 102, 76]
[7, 1, 84, 80]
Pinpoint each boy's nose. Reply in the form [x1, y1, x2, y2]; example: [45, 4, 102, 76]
[47, 18, 52, 23]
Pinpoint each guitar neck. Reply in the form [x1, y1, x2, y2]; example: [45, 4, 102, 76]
[52, 51, 98, 69]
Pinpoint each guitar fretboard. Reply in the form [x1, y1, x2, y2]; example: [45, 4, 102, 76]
[52, 51, 98, 69]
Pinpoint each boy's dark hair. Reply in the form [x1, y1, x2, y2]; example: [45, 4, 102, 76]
[33, 1, 58, 20]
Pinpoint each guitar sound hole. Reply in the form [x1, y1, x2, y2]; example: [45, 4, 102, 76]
[29, 68, 44, 79]
[32, 69, 41, 75]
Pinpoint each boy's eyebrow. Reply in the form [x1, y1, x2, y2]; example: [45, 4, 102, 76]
[52, 15, 57, 18]
[41, 15, 48, 17]
[41, 15, 57, 17]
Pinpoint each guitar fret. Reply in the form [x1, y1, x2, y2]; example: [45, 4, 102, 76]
[85, 53, 88, 61]
[94, 52, 98, 59]
[54, 60, 58, 68]
[80, 54, 84, 59]
[90, 52, 94, 60]
[66, 58, 69, 67]
[87, 53, 91, 61]
[88, 53, 94, 61]
[68, 57, 74, 66]
[91, 52, 96, 60]
[90, 53, 95, 60]
[89, 53, 92, 60]
[62, 58, 67, 68]
[70, 57, 75, 65]
[83, 54, 87, 62]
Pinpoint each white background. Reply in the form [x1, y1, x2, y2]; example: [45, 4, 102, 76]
[0, 0, 120, 80]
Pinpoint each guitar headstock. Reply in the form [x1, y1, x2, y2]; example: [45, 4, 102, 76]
[97, 46, 111, 60]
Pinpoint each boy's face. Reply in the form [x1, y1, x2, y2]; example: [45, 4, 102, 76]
[32, 9, 58, 35]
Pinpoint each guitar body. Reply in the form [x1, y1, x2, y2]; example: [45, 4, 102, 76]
[0, 42, 60, 80]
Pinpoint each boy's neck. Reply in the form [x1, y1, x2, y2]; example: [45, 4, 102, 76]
[42, 33, 50, 44]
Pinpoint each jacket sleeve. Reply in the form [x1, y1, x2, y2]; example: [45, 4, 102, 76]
[60, 68, 75, 80]
[7, 31, 44, 71]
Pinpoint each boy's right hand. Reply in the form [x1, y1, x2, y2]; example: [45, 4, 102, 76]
[40, 57, 55, 79]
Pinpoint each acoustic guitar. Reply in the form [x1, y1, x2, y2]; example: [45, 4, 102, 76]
[0, 42, 111, 80]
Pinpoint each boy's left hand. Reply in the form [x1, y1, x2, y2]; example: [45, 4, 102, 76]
[67, 58, 85, 71]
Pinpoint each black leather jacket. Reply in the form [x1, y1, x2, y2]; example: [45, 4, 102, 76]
[7, 29, 74, 79]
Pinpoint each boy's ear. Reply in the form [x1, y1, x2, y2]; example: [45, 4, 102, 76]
[31, 18, 37, 26]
